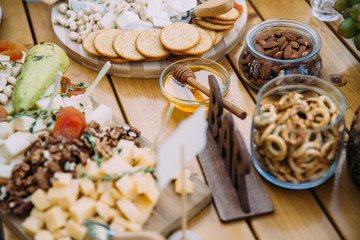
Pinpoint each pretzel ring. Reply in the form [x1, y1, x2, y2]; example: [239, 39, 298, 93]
[290, 104, 313, 127]
[278, 92, 303, 110]
[320, 139, 338, 162]
[318, 95, 338, 113]
[297, 149, 322, 170]
[264, 134, 287, 161]
[291, 141, 321, 158]
[310, 108, 330, 128]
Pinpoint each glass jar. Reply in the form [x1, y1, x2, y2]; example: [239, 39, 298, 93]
[251, 75, 345, 189]
[239, 19, 322, 90]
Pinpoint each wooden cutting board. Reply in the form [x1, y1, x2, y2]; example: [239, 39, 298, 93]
[0, 102, 212, 239]
[51, 0, 247, 79]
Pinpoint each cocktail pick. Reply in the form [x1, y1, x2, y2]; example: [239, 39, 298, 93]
[172, 65, 247, 120]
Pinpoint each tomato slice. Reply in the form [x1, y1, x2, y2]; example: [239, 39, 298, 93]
[61, 76, 87, 97]
[0, 105, 7, 122]
[1, 49, 23, 60]
[53, 107, 86, 142]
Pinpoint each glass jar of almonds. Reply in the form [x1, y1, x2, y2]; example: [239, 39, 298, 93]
[239, 19, 322, 90]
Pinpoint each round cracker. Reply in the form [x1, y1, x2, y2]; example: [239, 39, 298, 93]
[212, 8, 240, 21]
[136, 29, 170, 58]
[113, 30, 146, 61]
[183, 28, 213, 55]
[195, 18, 233, 31]
[160, 22, 200, 51]
[101, 56, 129, 64]
[214, 31, 224, 46]
[202, 17, 236, 25]
[82, 29, 105, 56]
[94, 29, 122, 57]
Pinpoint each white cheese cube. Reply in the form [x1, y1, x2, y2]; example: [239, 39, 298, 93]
[0, 121, 15, 139]
[22, 216, 44, 236]
[65, 219, 88, 240]
[116, 199, 142, 223]
[44, 206, 68, 231]
[52, 172, 72, 187]
[34, 230, 54, 240]
[31, 188, 52, 211]
[115, 175, 136, 199]
[86, 104, 112, 126]
[115, 11, 140, 30]
[69, 197, 96, 223]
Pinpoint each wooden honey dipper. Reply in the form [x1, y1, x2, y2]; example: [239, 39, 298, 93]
[172, 65, 247, 119]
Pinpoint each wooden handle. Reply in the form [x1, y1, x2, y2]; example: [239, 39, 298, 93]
[187, 76, 247, 119]
[113, 231, 166, 240]
[194, 0, 234, 18]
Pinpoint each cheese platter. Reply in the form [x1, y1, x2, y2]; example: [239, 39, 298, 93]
[51, 0, 248, 78]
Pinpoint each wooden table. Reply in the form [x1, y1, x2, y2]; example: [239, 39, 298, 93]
[1, 0, 359, 239]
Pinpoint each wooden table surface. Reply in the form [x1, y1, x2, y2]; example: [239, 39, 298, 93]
[1, 0, 359, 239]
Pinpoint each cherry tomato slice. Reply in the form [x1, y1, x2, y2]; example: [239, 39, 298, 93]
[53, 107, 86, 142]
[0, 40, 11, 52]
[0, 105, 7, 122]
[61, 76, 86, 97]
[1, 50, 23, 60]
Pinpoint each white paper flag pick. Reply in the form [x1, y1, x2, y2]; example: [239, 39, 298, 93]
[156, 107, 208, 190]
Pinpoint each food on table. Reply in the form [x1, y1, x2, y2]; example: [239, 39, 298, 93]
[253, 92, 344, 183]
[347, 106, 360, 186]
[334, 0, 360, 50]
[12, 42, 70, 112]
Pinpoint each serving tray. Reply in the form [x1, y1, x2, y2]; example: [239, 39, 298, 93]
[51, 0, 247, 78]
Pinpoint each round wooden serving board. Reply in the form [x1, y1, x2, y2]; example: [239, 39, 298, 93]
[52, 0, 247, 79]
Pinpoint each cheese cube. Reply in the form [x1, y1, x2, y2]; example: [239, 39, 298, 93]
[34, 230, 54, 240]
[13, 116, 47, 132]
[79, 177, 96, 196]
[22, 216, 44, 236]
[112, 216, 141, 231]
[31, 188, 51, 211]
[115, 175, 136, 199]
[69, 197, 96, 223]
[175, 169, 194, 194]
[116, 199, 142, 223]
[47, 186, 76, 209]
[99, 191, 115, 207]
[109, 221, 125, 233]
[52, 172, 72, 187]
[65, 219, 87, 240]
[86, 104, 112, 126]
[44, 206, 68, 231]
[101, 156, 133, 176]
[116, 140, 135, 162]
[96, 201, 113, 222]
[115, 11, 140, 30]
[96, 180, 113, 194]
[0, 121, 15, 139]
[30, 207, 46, 221]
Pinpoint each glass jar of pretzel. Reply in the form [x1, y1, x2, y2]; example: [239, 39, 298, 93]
[251, 74, 345, 189]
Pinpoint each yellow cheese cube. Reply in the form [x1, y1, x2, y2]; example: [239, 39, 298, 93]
[143, 177, 160, 204]
[65, 219, 88, 240]
[112, 216, 141, 231]
[99, 191, 115, 207]
[116, 139, 135, 162]
[133, 196, 154, 225]
[52, 172, 72, 187]
[30, 207, 45, 221]
[96, 201, 113, 222]
[115, 175, 136, 199]
[47, 186, 76, 209]
[174, 170, 194, 194]
[34, 230, 54, 240]
[116, 199, 142, 223]
[109, 188, 123, 200]
[79, 177, 96, 196]
[100, 156, 133, 176]
[22, 216, 44, 236]
[44, 206, 68, 231]
[96, 180, 113, 193]
[30, 188, 51, 211]
[69, 197, 96, 223]
[109, 221, 125, 233]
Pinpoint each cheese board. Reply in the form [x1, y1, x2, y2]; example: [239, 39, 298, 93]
[51, 0, 248, 78]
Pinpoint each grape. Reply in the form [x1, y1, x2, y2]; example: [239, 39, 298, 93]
[338, 17, 360, 38]
[354, 33, 360, 50]
[335, 0, 352, 11]
[351, 0, 360, 5]
[343, 7, 352, 18]
[350, 4, 360, 18]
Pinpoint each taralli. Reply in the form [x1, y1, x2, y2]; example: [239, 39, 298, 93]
[253, 92, 344, 183]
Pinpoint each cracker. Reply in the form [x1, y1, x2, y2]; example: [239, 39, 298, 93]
[135, 29, 170, 58]
[94, 29, 122, 58]
[183, 27, 213, 55]
[194, 18, 233, 31]
[214, 31, 224, 46]
[160, 22, 200, 51]
[101, 56, 129, 64]
[113, 30, 146, 61]
[202, 17, 236, 25]
[212, 8, 240, 21]
[82, 29, 105, 56]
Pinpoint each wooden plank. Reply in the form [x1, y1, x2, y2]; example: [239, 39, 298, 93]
[248, 0, 360, 130]
[25, 1, 124, 122]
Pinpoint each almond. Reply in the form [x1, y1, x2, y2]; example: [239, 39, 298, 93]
[262, 41, 279, 49]
[284, 45, 293, 59]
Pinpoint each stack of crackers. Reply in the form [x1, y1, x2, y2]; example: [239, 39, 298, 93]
[81, 7, 242, 64]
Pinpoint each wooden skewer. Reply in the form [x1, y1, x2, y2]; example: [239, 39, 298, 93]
[172, 66, 247, 120]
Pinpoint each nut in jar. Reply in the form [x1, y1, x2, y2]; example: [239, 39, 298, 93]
[251, 75, 345, 189]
